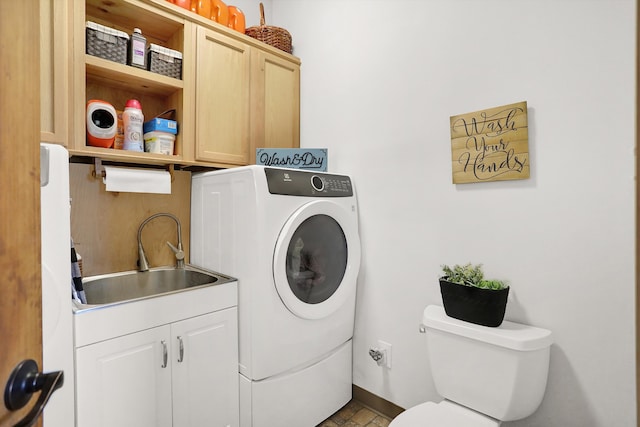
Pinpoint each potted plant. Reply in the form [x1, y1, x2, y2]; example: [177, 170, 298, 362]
[439, 263, 509, 327]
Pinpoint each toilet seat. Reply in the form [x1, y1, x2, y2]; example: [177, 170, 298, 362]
[390, 400, 501, 426]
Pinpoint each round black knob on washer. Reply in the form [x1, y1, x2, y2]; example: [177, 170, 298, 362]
[311, 175, 324, 191]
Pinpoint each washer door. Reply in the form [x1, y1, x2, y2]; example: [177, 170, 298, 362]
[273, 200, 361, 319]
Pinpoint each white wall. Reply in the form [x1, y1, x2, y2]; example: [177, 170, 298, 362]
[274, 1, 636, 426]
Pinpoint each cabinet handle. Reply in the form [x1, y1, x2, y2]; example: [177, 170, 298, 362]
[161, 341, 168, 368]
[177, 336, 184, 363]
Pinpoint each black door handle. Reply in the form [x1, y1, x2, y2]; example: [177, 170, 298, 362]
[3, 359, 64, 427]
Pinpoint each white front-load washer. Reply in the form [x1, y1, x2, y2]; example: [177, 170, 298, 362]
[191, 166, 361, 427]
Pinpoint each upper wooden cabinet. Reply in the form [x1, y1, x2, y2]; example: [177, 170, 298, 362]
[249, 48, 300, 164]
[194, 26, 250, 166]
[61, 0, 300, 168]
[40, 0, 72, 144]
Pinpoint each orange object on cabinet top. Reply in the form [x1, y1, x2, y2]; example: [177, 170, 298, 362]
[227, 5, 245, 33]
[191, 0, 212, 18]
[211, 0, 229, 26]
[173, 0, 191, 9]
[166, 0, 245, 34]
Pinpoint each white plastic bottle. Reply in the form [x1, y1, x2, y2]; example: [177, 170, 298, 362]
[122, 99, 144, 152]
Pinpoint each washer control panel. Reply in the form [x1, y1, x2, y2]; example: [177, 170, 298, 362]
[265, 167, 353, 197]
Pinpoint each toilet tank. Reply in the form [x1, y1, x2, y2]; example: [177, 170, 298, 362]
[423, 305, 553, 422]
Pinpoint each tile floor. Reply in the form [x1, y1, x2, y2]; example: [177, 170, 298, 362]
[317, 399, 394, 427]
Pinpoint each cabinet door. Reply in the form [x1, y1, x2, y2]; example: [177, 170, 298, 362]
[40, 0, 71, 144]
[250, 49, 300, 164]
[172, 308, 239, 427]
[195, 26, 250, 165]
[75, 326, 173, 427]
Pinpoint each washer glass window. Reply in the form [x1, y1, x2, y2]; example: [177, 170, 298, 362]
[285, 214, 347, 304]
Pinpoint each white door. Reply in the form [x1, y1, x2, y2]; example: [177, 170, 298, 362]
[75, 326, 173, 427]
[172, 308, 239, 427]
[273, 200, 361, 319]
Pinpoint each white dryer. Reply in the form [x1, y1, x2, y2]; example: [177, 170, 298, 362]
[191, 166, 361, 427]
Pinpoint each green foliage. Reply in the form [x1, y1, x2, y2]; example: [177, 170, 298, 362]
[441, 263, 507, 290]
[477, 279, 506, 290]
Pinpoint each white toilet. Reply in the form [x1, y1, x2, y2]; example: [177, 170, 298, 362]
[390, 305, 553, 426]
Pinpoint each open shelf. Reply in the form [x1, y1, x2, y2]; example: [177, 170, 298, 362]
[86, 55, 183, 96]
[69, 146, 184, 166]
[75, 0, 187, 163]
[86, 0, 184, 43]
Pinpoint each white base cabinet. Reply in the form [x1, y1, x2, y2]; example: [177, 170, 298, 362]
[76, 308, 238, 427]
[76, 326, 172, 427]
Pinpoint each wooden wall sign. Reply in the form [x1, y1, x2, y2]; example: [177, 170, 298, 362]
[449, 101, 529, 184]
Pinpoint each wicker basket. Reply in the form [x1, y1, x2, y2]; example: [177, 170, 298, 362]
[147, 44, 183, 80]
[86, 21, 129, 64]
[245, 3, 292, 54]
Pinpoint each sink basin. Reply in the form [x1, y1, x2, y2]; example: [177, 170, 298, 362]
[81, 265, 235, 306]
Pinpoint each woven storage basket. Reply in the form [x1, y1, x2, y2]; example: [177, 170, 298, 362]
[245, 3, 292, 54]
[147, 44, 183, 80]
[86, 21, 128, 64]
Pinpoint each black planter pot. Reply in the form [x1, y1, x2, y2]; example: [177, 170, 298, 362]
[439, 278, 509, 327]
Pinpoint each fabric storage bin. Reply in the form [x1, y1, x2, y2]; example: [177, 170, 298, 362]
[86, 21, 129, 64]
[147, 44, 183, 79]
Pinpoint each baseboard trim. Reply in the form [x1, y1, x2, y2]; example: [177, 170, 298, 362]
[352, 385, 405, 419]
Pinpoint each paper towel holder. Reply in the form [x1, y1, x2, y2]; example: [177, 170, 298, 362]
[91, 158, 175, 182]
[92, 158, 106, 178]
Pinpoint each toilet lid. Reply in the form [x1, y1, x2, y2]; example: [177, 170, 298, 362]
[390, 401, 501, 427]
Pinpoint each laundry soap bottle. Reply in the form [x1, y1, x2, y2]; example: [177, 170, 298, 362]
[128, 28, 147, 69]
[122, 99, 144, 152]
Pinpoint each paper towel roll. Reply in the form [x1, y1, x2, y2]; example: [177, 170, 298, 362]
[103, 166, 171, 194]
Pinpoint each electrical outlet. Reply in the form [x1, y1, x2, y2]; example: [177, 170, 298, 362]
[378, 340, 392, 369]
